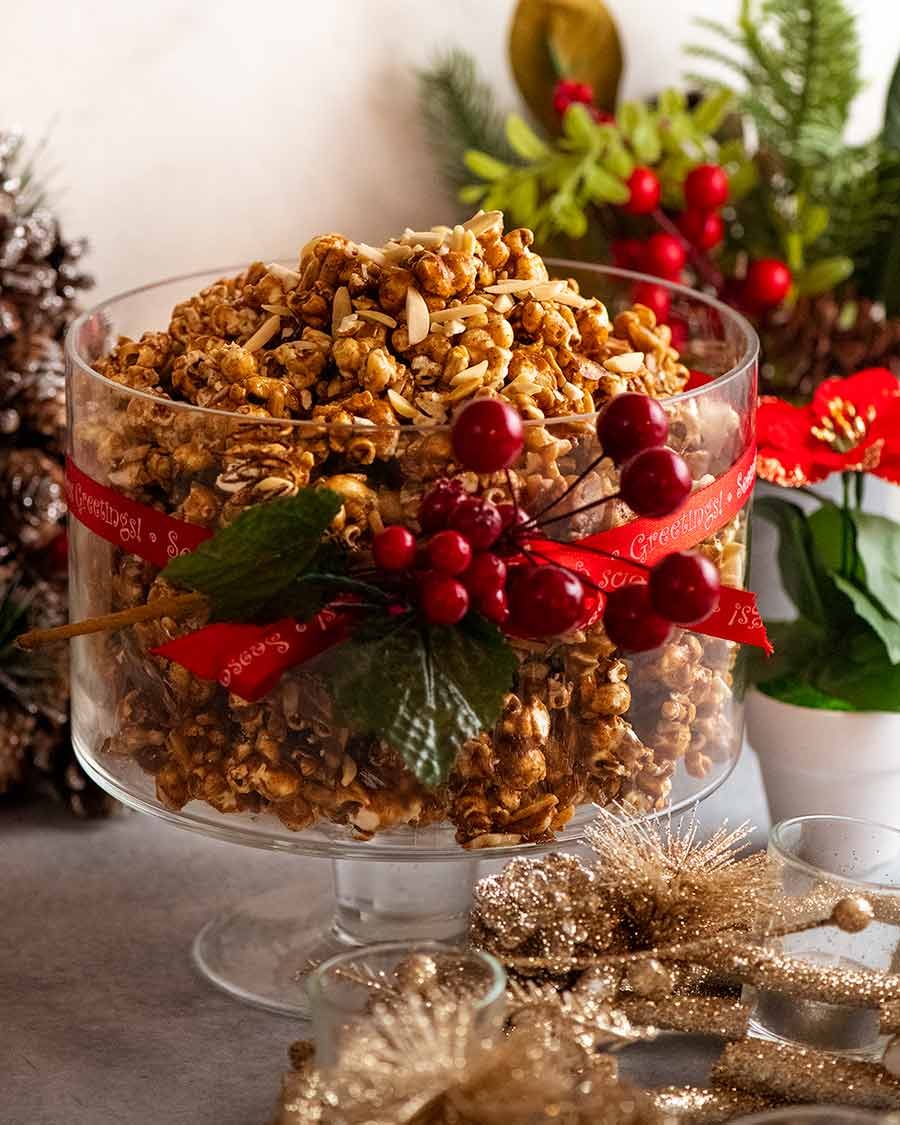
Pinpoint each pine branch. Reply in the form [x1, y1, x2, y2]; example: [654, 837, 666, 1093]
[417, 49, 516, 193]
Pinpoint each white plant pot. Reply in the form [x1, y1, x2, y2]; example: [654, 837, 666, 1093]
[747, 690, 900, 829]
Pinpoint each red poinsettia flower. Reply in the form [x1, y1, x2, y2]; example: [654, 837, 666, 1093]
[757, 368, 900, 486]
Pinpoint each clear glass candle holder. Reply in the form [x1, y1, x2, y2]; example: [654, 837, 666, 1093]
[746, 815, 900, 1057]
[731, 1108, 888, 1125]
[306, 940, 506, 1068]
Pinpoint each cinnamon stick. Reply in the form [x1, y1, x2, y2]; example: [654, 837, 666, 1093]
[15, 592, 206, 650]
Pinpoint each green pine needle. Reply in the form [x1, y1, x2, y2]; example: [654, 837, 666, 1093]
[417, 49, 516, 193]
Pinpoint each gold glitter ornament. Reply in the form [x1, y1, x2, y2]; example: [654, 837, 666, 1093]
[618, 996, 751, 1040]
[712, 1038, 900, 1110]
[393, 952, 441, 993]
[832, 895, 876, 933]
[650, 1085, 775, 1124]
[626, 959, 675, 999]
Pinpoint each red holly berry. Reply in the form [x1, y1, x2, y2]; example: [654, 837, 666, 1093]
[604, 583, 672, 652]
[476, 585, 510, 625]
[611, 238, 645, 270]
[418, 478, 464, 532]
[641, 233, 687, 280]
[507, 565, 587, 637]
[553, 79, 594, 116]
[427, 529, 473, 576]
[678, 208, 724, 251]
[684, 164, 729, 211]
[632, 281, 671, 323]
[620, 446, 692, 518]
[649, 550, 721, 625]
[451, 398, 525, 473]
[465, 551, 507, 598]
[589, 106, 615, 124]
[450, 496, 503, 550]
[744, 258, 793, 308]
[597, 392, 669, 467]
[420, 573, 470, 625]
[373, 525, 418, 571]
[623, 167, 661, 215]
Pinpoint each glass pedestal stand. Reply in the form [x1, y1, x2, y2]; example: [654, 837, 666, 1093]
[74, 734, 739, 1018]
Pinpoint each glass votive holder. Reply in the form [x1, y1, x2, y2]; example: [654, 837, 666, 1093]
[731, 1107, 888, 1125]
[307, 940, 507, 1068]
[746, 815, 900, 1057]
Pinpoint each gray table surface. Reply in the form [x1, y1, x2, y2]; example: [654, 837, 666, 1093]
[1, 747, 770, 1125]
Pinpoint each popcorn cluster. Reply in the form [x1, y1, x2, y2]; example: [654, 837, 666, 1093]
[80, 212, 746, 847]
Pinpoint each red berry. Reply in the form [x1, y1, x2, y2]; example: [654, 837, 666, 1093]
[604, 583, 672, 652]
[589, 106, 615, 124]
[476, 585, 510, 625]
[428, 529, 473, 576]
[465, 551, 507, 597]
[684, 164, 729, 210]
[632, 281, 671, 323]
[507, 565, 587, 637]
[597, 392, 669, 467]
[420, 573, 470, 625]
[450, 496, 503, 550]
[641, 233, 687, 280]
[623, 167, 661, 215]
[451, 398, 525, 473]
[611, 238, 645, 270]
[373, 525, 417, 571]
[419, 478, 464, 532]
[744, 258, 792, 308]
[620, 446, 692, 518]
[678, 208, 724, 250]
[649, 551, 721, 625]
[668, 314, 689, 351]
[553, 79, 594, 116]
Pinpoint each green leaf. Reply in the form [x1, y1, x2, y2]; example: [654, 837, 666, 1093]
[463, 150, 510, 181]
[616, 101, 642, 138]
[658, 88, 687, 116]
[795, 256, 855, 296]
[816, 636, 900, 711]
[631, 120, 661, 164]
[726, 159, 759, 201]
[505, 113, 550, 160]
[851, 511, 900, 620]
[458, 183, 488, 204]
[758, 676, 856, 710]
[831, 576, 900, 663]
[748, 617, 826, 688]
[326, 615, 517, 788]
[562, 103, 596, 147]
[691, 87, 733, 134]
[879, 214, 900, 317]
[507, 175, 540, 223]
[162, 489, 343, 622]
[808, 503, 860, 581]
[884, 50, 900, 149]
[585, 165, 629, 204]
[754, 496, 829, 624]
[799, 203, 830, 245]
[605, 138, 635, 179]
[551, 196, 589, 238]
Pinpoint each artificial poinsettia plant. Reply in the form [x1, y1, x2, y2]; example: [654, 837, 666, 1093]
[753, 368, 900, 711]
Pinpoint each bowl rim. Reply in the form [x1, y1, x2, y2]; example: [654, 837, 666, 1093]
[770, 814, 900, 894]
[66, 258, 759, 433]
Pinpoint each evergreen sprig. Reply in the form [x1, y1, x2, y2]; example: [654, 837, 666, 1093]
[417, 50, 516, 193]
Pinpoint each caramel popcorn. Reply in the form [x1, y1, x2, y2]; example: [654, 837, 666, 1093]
[79, 211, 746, 847]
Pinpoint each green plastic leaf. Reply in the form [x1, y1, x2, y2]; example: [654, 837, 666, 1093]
[458, 183, 488, 204]
[658, 88, 687, 116]
[585, 165, 629, 204]
[758, 676, 855, 711]
[816, 637, 900, 712]
[162, 489, 342, 622]
[754, 496, 829, 624]
[616, 101, 643, 138]
[508, 175, 540, 223]
[551, 196, 589, 238]
[800, 204, 830, 245]
[326, 615, 518, 788]
[562, 103, 596, 147]
[884, 50, 900, 149]
[505, 113, 550, 160]
[463, 150, 510, 181]
[851, 511, 900, 620]
[807, 503, 860, 581]
[632, 120, 662, 164]
[691, 87, 733, 134]
[605, 138, 635, 179]
[726, 159, 758, 201]
[832, 576, 900, 664]
[795, 257, 855, 297]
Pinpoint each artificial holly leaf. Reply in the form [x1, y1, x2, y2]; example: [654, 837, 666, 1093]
[509, 0, 623, 135]
[325, 614, 517, 788]
[852, 511, 900, 620]
[831, 575, 900, 664]
[162, 488, 342, 623]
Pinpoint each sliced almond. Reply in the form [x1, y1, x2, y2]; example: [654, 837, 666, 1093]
[492, 293, 515, 314]
[450, 224, 466, 252]
[261, 303, 293, 316]
[331, 286, 352, 337]
[483, 279, 538, 295]
[562, 382, 584, 401]
[445, 375, 483, 402]
[429, 303, 486, 324]
[406, 286, 430, 346]
[351, 416, 375, 426]
[266, 264, 302, 289]
[438, 319, 467, 336]
[450, 360, 489, 385]
[463, 210, 503, 237]
[401, 229, 446, 249]
[243, 314, 281, 352]
[553, 290, 592, 309]
[356, 309, 398, 328]
[527, 280, 566, 301]
[382, 241, 415, 263]
[386, 387, 420, 419]
[337, 313, 360, 335]
[356, 242, 387, 266]
[604, 351, 645, 375]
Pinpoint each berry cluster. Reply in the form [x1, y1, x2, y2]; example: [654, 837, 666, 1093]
[371, 395, 721, 651]
[552, 79, 614, 124]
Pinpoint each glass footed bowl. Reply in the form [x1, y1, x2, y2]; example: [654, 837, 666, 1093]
[68, 261, 758, 1015]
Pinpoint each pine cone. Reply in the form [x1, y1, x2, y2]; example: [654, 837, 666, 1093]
[760, 294, 900, 400]
[0, 447, 66, 551]
[0, 701, 35, 794]
[0, 332, 65, 448]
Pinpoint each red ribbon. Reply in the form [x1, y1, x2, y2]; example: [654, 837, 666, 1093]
[66, 446, 770, 702]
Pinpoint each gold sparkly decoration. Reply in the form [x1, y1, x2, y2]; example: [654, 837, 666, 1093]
[883, 1034, 900, 1077]
[626, 959, 675, 999]
[618, 996, 751, 1040]
[712, 1039, 900, 1110]
[506, 978, 656, 1054]
[471, 810, 776, 975]
[392, 952, 441, 993]
[832, 894, 876, 933]
[651, 1085, 775, 1124]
